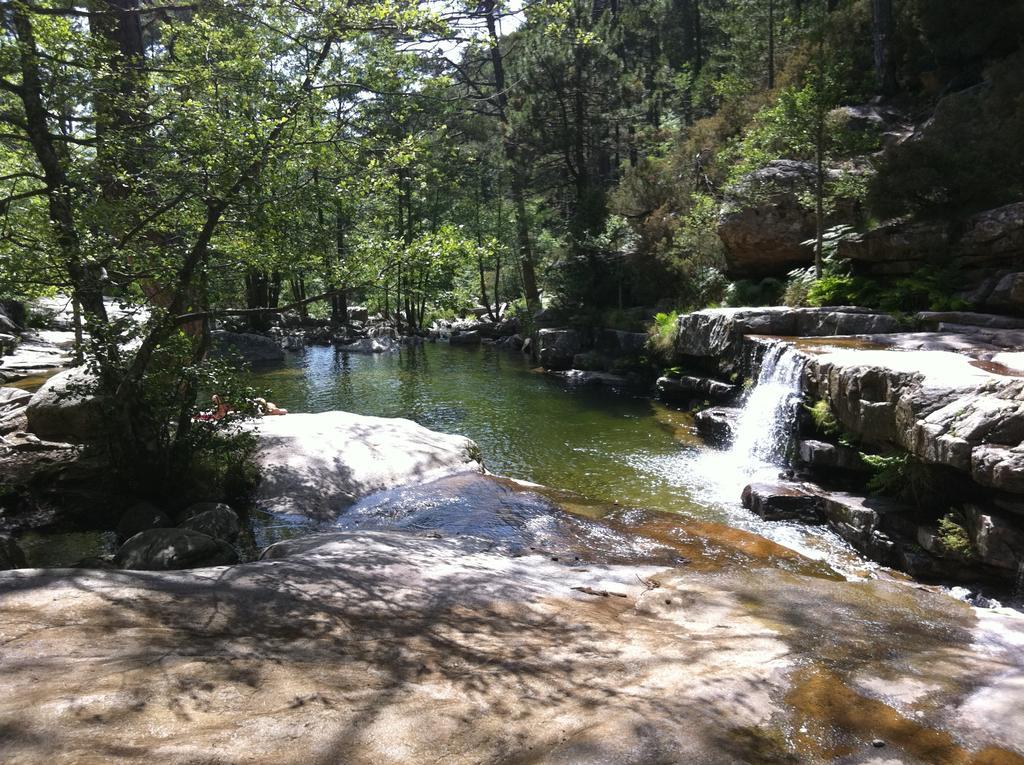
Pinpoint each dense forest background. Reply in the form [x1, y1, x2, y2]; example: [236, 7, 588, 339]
[1, 0, 1023, 490]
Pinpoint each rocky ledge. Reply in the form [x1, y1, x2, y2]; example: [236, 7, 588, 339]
[671, 306, 1024, 585]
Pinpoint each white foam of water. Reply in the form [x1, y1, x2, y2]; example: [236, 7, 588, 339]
[731, 342, 806, 466]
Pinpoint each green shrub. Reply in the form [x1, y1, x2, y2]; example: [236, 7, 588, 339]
[724, 278, 784, 307]
[806, 400, 840, 436]
[937, 514, 975, 558]
[647, 311, 679, 361]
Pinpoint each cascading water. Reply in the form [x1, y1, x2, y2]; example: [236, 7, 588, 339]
[729, 341, 807, 467]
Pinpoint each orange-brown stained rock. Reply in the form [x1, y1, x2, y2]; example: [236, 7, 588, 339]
[786, 667, 1024, 765]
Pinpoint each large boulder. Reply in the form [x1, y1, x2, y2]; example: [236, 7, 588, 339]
[25, 367, 104, 442]
[209, 330, 285, 365]
[963, 505, 1024, 574]
[252, 411, 483, 520]
[797, 439, 866, 472]
[115, 528, 238, 570]
[718, 160, 856, 279]
[116, 502, 174, 544]
[180, 503, 241, 543]
[537, 328, 582, 370]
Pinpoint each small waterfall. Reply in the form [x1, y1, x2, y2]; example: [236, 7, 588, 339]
[730, 342, 806, 466]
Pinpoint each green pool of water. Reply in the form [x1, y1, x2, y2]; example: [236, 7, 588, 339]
[251, 343, 867, 572]
[255, 343, 709, 516]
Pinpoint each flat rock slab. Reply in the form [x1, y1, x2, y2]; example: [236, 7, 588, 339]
[252, 411, 483, 520]
[0, 529, 1021, 764]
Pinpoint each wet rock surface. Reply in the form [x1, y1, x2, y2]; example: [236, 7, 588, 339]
[742, 481, 824, 523]
[695, 406, 741, 447]
[1, 520, 1022, 765]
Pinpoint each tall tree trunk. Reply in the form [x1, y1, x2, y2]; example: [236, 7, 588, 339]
[11, 5, 108, 327]
[483, 0, 540, 315]
[871, 0, 896, 95]
[768, 0, 776, 89]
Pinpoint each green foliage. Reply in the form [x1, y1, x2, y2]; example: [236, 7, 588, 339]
[725, 278, 784, 307]
[862, 452, 939, 508]
[937, 514, 975, 559]
[646, 311, 679, 361]
[806, 400, 840, 437]
[870, 50, 1024, 219]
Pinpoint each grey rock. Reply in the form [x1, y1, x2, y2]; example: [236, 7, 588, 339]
[595, 329, 648, 355]
[0, 535, 27, 570]
[553, 370, 630, 388]
[210, 330, 285, 365]
[916, 311, 1024, 331]
[346, 306, 369, 323]
[341, 337, 398, 353]
[694, 407, 741, 447]
[252, 411, 483, 521]
[537, 328, 582, 371]
[115, 528, 236, 573]
[964, 505, 1024, 573]
[116, 502, 173, 544]
[0, 386, 32, 415]
[0, 333, 17, 355]
[25, 367, 104, 443]
[449, 330, 481, 346]
[797, 440, 866, 472]
[741, 482, 823, 523]
[657, 375, 738, 405]
[181, 503, 241, 543]
[820, 491, 913, 562]
[115, 528, 238, 570]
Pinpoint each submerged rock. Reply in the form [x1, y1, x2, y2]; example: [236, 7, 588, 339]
[252, 411, 483, 520]
[341, 336, 398, 353]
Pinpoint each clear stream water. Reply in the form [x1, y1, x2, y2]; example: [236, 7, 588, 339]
[248, 341, 868, 573]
